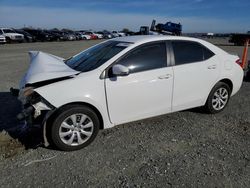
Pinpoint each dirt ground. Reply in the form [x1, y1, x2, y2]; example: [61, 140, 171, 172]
[0, 38, 249, 187]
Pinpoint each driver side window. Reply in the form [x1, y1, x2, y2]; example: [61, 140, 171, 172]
[116, 42, 167, 74]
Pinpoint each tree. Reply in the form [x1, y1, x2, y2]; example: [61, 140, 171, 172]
[122, 28, 130, 33]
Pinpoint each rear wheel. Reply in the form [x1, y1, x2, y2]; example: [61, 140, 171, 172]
[203, 82, 231, 114]
[50, 105, 99, 151]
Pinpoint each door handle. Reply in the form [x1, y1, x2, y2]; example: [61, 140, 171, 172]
[208, 65, 217, 69]
[158, 74, 172, 79]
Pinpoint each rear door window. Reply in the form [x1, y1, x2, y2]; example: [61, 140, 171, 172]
[172, 41, 214, 65]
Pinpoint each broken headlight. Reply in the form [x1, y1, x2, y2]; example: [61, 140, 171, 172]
[18, 87, 40, 105]
[22, 87, 34, 97]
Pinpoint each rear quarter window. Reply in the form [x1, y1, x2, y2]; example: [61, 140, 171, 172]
[203, 46, 215, 60]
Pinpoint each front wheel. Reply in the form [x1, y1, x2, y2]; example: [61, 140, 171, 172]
[6, 37, 11, 43]
[203, 82, 231, 114]
[50, 105, 100, 151]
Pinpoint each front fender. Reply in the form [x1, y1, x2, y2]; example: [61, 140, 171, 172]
[34, 74, 113, 129]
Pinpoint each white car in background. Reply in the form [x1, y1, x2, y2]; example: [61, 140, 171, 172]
[83, 31, 101, 39]
[81, 34, 91, 40]
[93, 32, 103, 39]
[112, 31, 126, 37]
[15, 36, 243, 151]
[0, 28, 24, 43]
[75, 32, 91, 40]
[0, 35, 6, 44]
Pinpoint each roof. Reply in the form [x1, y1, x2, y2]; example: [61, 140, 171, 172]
[111, 35, 200, 44]
[0, 28, 15, 30]
[111, 35, 227, 56]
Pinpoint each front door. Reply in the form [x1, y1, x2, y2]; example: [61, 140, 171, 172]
[105, 42, 174, 125]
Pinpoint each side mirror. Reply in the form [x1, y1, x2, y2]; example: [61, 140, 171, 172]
[112, 64, 129, 76]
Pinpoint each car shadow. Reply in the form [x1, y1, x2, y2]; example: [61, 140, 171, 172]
[0, 92, 44, 149]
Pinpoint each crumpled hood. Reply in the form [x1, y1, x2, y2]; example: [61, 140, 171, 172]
[20, 51, 79, 88]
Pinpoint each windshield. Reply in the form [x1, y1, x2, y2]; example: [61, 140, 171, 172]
[65, 40, 131, 72]
[3, 29, 15, 33]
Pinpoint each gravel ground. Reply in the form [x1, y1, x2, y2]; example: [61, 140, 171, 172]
[0, 38, 250, 187]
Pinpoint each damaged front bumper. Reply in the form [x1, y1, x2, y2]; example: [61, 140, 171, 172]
[11, 87, 56, 146]
[10, 87, 54, 126]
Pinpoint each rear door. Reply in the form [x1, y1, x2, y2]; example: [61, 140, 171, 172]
[105, 42, 174, 125]
[171, 40, 220, 111]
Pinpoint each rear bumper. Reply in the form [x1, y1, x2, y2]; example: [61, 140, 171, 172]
[231, 68, 244, 96]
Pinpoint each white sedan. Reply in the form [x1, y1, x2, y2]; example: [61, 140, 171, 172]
[80, 33, 91, 40]
[0, 35, 6, 44]
[15, 36, 243, 151]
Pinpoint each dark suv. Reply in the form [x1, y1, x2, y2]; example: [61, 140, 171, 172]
[15, 29, 34, 42]
[23, 29, 53, 42]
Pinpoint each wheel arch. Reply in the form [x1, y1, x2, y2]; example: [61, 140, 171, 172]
[218, 78, 233, 93]
[59, 102, 103, 129]
[204, 78, 233, 106]
[5, 36, 11, 42]
[46, 101, 104, 130]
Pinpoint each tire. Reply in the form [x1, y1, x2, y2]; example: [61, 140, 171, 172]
[50, 105, 100, 151]
[6, 37, 11, 43]
[203, 82, 231, 114]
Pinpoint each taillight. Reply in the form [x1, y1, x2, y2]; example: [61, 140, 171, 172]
[236, 59, 241, 65]
[236, 59, 243, 68]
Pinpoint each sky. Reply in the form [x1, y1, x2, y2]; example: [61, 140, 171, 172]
[0, 0, 249, 33]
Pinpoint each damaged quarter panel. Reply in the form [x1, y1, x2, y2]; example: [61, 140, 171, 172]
[34, 70, 113, 129]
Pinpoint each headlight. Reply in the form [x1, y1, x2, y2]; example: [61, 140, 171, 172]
[23, 87, 34, 97]
[18, 87, 33, 104]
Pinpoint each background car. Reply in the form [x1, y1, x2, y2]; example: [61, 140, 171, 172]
[97, 31, 114, 39]
[63, 32, 76, 41]
[23, 29, 53, 42]
[0, 28, 24, 43]
[75, 32, 91, 40]
[112, 31, 126, 37]
[14, 29, 34, 42]
[94, 32, 103, 39]
[74, 32, 82, 40]
[83, 31, 99, 39]
[45, 30, 64, 41]
[50, 30, 68, 41]
[0, 35, 6, 44]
